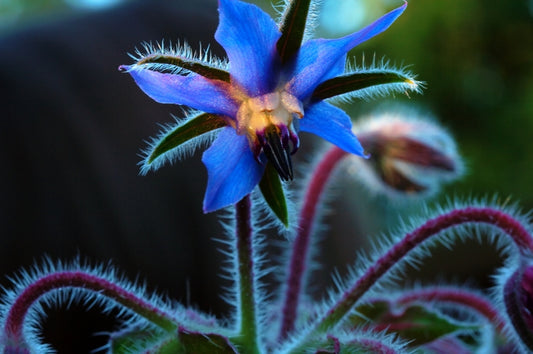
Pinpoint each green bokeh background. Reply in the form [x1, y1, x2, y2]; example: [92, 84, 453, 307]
[311, 0, 533, 209]
[382, 0, 533, 207]
[3, 0, 532, 208]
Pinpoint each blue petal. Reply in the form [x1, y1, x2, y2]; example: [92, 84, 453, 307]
[286, 2, 407, 100]
[122, 66, 239, 117]
[300, 101, 365, 156]
[215, 0, 281, 97]
[202, 127, 265, 212]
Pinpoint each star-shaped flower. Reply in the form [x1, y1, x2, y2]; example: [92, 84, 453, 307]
[120, 0, 418, 219]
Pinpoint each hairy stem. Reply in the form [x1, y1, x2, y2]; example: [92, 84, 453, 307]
[279, 146, 347, 340]
[291, 206, 533, 351]
[504, 267, 533, 350]
[4, 271, 177, 346]
[233, 195, 260, 354]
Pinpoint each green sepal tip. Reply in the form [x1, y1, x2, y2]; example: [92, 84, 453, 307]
[259, 163, 289, 227]
[277, 0, 312, 64]
[312, 70, 419, 100]
[147, 113, 227, 165]
[136, 54, 230, 82]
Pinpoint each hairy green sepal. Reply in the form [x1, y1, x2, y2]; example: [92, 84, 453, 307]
[147, 113, 227, 165]
[277, 0, 312, 63]
[259, 163, 289, 227]
[137, 54, 230, 82]
[312, 70, 417, 100]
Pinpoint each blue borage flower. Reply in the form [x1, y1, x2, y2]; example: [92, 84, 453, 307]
[120, 0, 417, 215]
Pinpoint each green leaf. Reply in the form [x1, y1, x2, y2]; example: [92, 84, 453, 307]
[109, 325, 168, 354]
[351, 301, 479, 346]
[110, 327, 238, 354]
[148, 330, 237, 354]
[276, 0, 312, 63]
[259, 163, 289, 227]
[147, 113, 227, 164]
[136, 54, 230, 82]
[311, 70, 419, 100]
[178, 330, 238, 354]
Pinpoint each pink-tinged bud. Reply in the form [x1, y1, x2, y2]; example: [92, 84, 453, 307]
[349, 109, 462, 198]
[504, 263, 533, 350]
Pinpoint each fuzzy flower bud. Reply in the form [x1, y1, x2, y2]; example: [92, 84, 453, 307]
[503, 262, 533, 350]
[348, 108, 462, 199]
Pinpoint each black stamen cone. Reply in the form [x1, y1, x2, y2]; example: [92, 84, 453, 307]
[263, 126, 294, 181]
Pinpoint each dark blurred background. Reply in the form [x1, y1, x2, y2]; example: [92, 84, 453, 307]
[1, 0, 532, 352]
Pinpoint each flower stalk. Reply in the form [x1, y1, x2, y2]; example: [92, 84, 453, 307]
[232, 195, 260, 353]
[279, 146, 347, 340]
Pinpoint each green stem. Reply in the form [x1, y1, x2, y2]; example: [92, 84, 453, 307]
[232, 195, 260, 354]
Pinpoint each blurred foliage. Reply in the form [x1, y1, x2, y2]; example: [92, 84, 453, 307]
[309, 0, 533, 211]
[2, 0, 533, 208]
[1, 0, 63, 32]
[0, 0, 128, 33]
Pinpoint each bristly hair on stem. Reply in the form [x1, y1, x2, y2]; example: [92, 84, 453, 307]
[281, 198, 533, 352]
[0, 258, 222, 353]
[279, 146, 348, 340]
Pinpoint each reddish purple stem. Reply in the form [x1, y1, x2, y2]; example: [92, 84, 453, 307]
[312, 206, 533, 334]
[4, 271, 177, 346]
[279, 146, 347, 340]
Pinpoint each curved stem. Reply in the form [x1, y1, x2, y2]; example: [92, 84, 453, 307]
[279, 146, 347, 340]
[396, 286, 507, 334]
[233, 195, 260, 354]
[290, 206, 533, 351]
[4, 271, 177, 346]
[504, 267, 533, 351]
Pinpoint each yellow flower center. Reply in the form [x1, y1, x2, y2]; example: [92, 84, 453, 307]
[236, 91, 304, 180]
